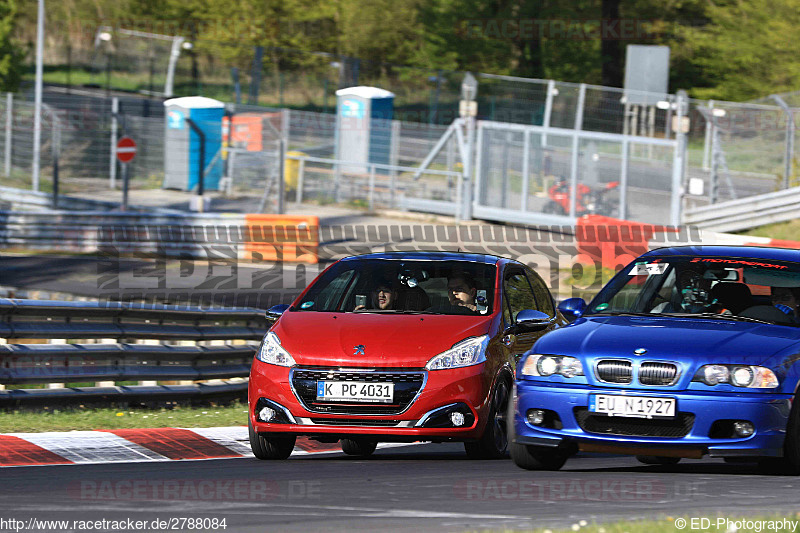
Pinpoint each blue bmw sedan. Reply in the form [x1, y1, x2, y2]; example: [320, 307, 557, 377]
[511, 246, 800, 474]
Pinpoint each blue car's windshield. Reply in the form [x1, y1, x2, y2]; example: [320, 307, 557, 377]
[586, 255, 800, 327]
[294, 259, 496, 315]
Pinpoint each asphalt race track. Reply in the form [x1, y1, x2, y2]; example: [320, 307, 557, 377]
[1, 443, 799, 532]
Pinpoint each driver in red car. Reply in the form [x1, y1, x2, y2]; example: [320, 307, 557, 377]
[448, 271, 478, 312]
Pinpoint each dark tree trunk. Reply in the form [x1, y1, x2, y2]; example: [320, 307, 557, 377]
[601, 0, 624, 87]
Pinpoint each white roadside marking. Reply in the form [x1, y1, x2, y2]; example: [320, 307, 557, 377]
[5, 431, 168, 463]
[188, 427, 250, 456]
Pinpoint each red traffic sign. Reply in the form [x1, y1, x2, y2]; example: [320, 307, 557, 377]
[116, 136, 137, 163]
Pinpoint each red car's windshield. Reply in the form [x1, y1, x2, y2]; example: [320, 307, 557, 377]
[294, 259, 496, 315]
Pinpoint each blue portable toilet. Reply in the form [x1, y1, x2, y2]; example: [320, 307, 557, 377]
[163, 96, 225, 191]
[335, 87, 395, 173]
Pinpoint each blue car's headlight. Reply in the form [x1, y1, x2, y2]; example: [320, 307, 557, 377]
[425, 335, 488, 371]
[256, 332, 297, 367]
[693, 364, 778, 388]
[522, 354, 583, 378]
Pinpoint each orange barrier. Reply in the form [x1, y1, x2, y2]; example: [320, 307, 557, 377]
[243, 214, 319, 264]
[576, 215, 682, 271]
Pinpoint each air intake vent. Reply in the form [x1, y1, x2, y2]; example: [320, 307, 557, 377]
[639, 362, 679, 386]
[596, 360, 633, 384]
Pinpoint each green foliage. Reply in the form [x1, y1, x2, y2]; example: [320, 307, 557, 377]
[0, 0, 23, 92]
[13, 0, 800, 102]
[678, 0, 800, 100]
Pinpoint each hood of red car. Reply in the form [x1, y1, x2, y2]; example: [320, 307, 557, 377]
[273, 311, 495, 368]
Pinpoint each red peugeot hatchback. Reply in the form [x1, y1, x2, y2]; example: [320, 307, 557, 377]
[248, 252, 564, 459]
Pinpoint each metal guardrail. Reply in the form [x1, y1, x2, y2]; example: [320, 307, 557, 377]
[683, 186, 800, 233]
[0, 210, 320, 262]
[0, 299, 267, 407]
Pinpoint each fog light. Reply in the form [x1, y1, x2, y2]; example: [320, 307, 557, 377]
[526, 409, 545, 426]
[450, 411, 465, 427]
[258, 406, 277, 422]
[733, 421, 755, 437]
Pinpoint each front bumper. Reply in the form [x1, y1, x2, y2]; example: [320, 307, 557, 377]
[513, 381, 793, 458]
[248, 361, 493, 441]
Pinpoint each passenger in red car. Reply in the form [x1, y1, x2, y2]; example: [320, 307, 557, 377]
[355, 279, 397, 311]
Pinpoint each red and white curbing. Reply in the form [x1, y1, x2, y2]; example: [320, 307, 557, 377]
[575, 216, 800, 270]
[0, 427, 415, 467]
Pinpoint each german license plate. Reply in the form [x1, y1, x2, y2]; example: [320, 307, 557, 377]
[589, 394, 676, 419]
[316, 381, 394, 403]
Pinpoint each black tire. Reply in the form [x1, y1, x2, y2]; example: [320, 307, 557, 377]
[509, 441, 569, 471]
[506, 387, 569, 471]
[248, 420, 296, 460]
[636, 455, 681, 466]
[758, 393, 800, 475]
[341, 438, 378, 457]
[465, 379, 511, 459]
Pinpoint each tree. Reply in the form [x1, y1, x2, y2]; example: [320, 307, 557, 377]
[678, 0, 800, 100]
[0, 0, 23, 92]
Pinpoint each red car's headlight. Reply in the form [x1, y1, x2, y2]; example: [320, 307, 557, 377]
[425, 335, 488, 371]
[257, 332, 297, 367]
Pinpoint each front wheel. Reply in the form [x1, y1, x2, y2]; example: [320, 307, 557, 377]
[249, 420, 296, 460]
[341, 439, 378, 457]
[757, 391, 800, 475]
[464, 379, 510, 459]
[510, 442, 569, 471]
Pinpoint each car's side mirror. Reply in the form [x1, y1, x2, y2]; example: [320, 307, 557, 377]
[266, 304, 290, 322]
[557, 298, 587, 321]
[510, 309, 553, 332]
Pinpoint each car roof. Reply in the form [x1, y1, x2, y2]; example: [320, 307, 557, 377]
[644, 245, 800, 262]
[338, 251, 506, 265]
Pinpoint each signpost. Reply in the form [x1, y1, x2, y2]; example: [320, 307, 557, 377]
[116, 136, 137, 210]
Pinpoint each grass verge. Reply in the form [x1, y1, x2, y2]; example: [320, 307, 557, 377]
[0, 402, 248, 432]
[739, 219, 800, 243]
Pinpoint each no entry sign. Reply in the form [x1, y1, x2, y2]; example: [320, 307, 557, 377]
[116, 137, 137, 163]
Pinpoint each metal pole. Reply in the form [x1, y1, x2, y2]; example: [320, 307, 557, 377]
[710, 126, 719, 204]
[368, 164, 376, 211]
[542, 80, 555, 147]
[568, 83, 586, 218]
[278, 109, 289, 214]
[4, 93, 12, 177]
[32, 0, 44, 191]
[390, 162, 396, 209]
[52, 117, 59, 208]
[520, 128, 530, 211]
[390, 121, 400, 184]
[664, 95, 673, 140]
[185, 118, 206, 199]
[702, 100, 714, 171]
[110, 97, 118, 188]
[121, 163, 129, 211]
[619, 138, 629, 220]
[296, 157, 305, 204]
[164, 37, 185, 98]
[463, 114, 475, 221]
[670, 90, 687, 226]
[647, 105, 655, 159]
[771, 95, 794, 189]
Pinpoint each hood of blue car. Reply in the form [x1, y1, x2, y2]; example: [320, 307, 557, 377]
[536, 315, 800, 365]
